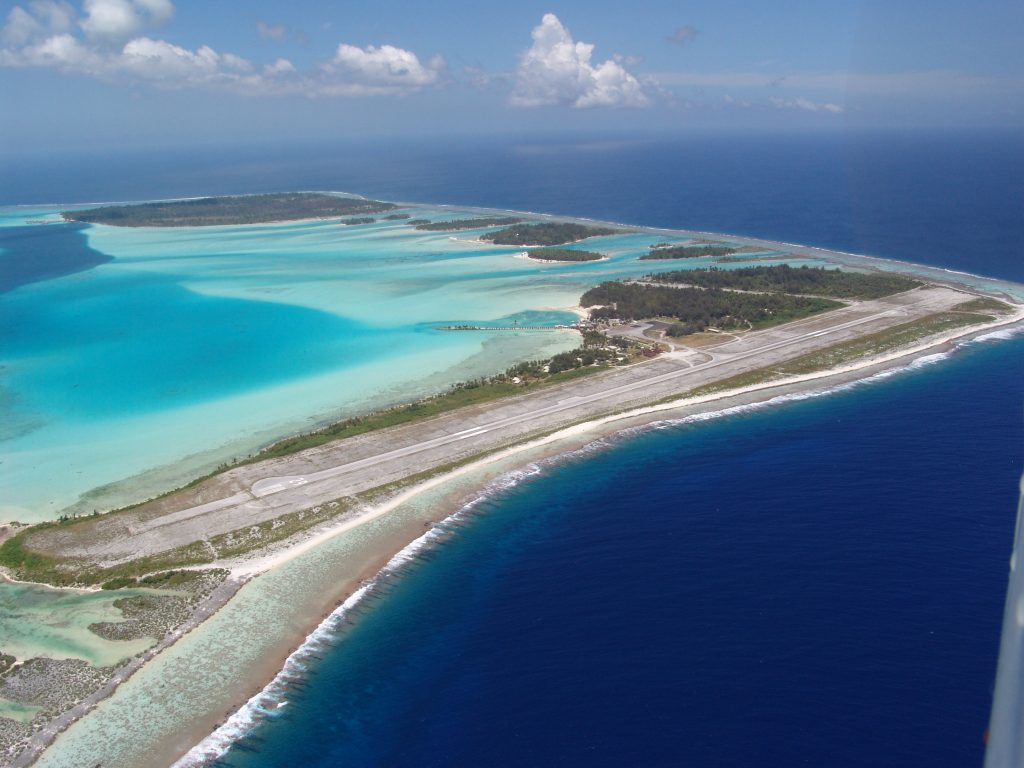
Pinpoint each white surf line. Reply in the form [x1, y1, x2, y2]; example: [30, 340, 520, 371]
[232, 309, 1024, 580]
[250, 306, 900, 500]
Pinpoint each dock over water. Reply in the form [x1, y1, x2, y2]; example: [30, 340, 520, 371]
[436, 324, 577, 332]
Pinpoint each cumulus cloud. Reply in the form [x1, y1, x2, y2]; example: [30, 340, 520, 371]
[0, 0, 445, 97]
[667, 25, 699, 45]
[80, 0, 171, 42]
[510, 13, 648, 108]
[263, 57, 295, 76]
[2, 1, 74, 45]
[325, 43, 444, 93]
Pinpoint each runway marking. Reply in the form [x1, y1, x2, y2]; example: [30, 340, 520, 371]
[245, 306, 902, 499]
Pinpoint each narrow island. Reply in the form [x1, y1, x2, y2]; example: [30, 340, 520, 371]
[582, 281, 843, 335]
[639, 243, 761, 260]
[582, 264, 940, 338]
[647, 265, 922, 299]
[341, 217, 376, 225]
[62, 192, 396, 227]
[413, 216, 522, 231]
[3, 194, 1022, 768]
[525, 248, 605, 262]
[482, 222, 619, 246]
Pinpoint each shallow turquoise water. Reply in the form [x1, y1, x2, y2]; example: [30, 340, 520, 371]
[1, 203, 1018, 522]
[0, 580, 160, 667]
[1, 207, 737, 521]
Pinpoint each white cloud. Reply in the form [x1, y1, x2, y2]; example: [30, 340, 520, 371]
[768, 95, 844, 113]
[120, 37, 221, 80]
[2, 7, 46, 46]
[0, 0, 446, 98]
[80, 0, 170, 42]
[0, 31, 101, 70]
[2, 1, 74, 45]
[263, 57, 295, 76]
[326, 43, 444, 93]
[510, 13, 648, 109]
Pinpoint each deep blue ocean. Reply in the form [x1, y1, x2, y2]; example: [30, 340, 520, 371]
[5, 132, 1022, 767]
[221, 339, 1023, 768]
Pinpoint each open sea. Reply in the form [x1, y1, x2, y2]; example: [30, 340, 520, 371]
[3, 132, 1023, 766]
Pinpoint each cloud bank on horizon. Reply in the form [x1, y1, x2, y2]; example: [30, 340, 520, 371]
[1, 0, 1020, 128]
[0, 0, 448, 95]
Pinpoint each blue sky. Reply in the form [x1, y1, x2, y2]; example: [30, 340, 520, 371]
[1, 0, 1021, 151]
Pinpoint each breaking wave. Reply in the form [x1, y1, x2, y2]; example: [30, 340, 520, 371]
[173, 321, 1019, 766]
[172, 463, 547, 767]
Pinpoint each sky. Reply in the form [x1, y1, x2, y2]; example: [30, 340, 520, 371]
[1, 0, 1022, 152]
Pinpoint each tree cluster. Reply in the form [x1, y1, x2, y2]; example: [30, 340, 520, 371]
[482, 222, 618, 246]
[581, 282, 841, 333]
[413, 217, 522, 231]
[639, 245, 738, 260]
[648, 265, 921, 299]
[527, 248, 604, 261]
[63, 193, 395, 227]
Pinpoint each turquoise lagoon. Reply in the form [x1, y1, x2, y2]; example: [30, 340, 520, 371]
[2, 201, 1018, 523]
[2, 203, 786, 522]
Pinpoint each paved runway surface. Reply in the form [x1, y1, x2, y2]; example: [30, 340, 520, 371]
[33, 286, 976, 563]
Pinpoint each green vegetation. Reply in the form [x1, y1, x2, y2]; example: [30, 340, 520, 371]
[383, 214, 411, 220]
[546, 336, 635, 373]
[341, 217, 376, 225]
[526, 248, 605, 262]
[254, 332, 648, 461]
[100, 576, 138, 591]
[99, 570, 220, 591]
[649, 265, 922, 299]
[62, 193, 395, 227]
[581, 282, 842, 334]
[687, 311, 995, 398]
[482, 222, 618, 246]
[0, 528, 215, 587]
[414, 216, 522, 231]
[4, 299, 1001, 586]
[0, 653, 14, 677]
[139, 569, 226, 589]
[0, 329, 657, 587]
[953, 297, 1013, 314]
[640, 245, 739, 260]
[407, 219, 431, 226]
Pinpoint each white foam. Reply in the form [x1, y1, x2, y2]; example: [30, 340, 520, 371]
[969, 325, 1024, 343]
[172, 531, 440, 766]
[173, 311, 1024, 765]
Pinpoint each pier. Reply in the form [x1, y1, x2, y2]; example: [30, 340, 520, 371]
[436, 323, 576, 332]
